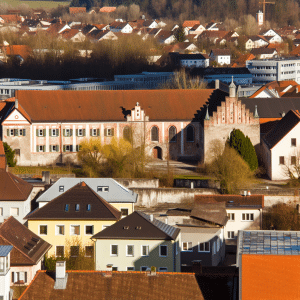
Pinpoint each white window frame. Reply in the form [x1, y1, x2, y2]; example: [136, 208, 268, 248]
[65, 145, 71, 152]
[227, 213, 235, 221]
[51, 129, 57, 137]
[126, 245, 134, 257]
[70, 225, 80, 236]
[10, 207, 19, 216]
[182, 242, 193, 252]
[39, 225, 48, 236]
[97, 186, 109, 192]
[141, 245, 149, 256]
[110, 244, 118, 257]
[38, 129, 44, 137]
[107, 128, 113, 136]
[55, 225, 65, 236]
[85, 225, 94, 235]
[120, 208, 129, 218]
[78, 128, 83, 136]
[242, 213, 254, 221]
[92, 128, 97, 136]
[38, 145, 44, 152]
[227, 231, 235, 239]
[158, 267, 168, 272]
[70, 245, 80, 257]
[10, 129, 14, 136]
[159, 245, 168, 257]
[56, 245, 64, 257]
[65, 128, 71, 137]
[59, 186, 64, 192]
[198, 242, 210, 252]
[50, 145, 58, 152]
[140, 266, 148, 271]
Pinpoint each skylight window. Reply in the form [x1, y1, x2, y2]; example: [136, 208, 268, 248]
[87, 204, 91, 211]
[65, 204, 69, 212]
[75, 204, 80, 211]
[59, 186, 64, 192]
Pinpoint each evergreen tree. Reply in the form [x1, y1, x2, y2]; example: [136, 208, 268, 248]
[229, 129, 258, 171]
[3, 142, 16, 167]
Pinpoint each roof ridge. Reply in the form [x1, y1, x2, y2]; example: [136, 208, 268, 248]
[7, 172, 30, 199]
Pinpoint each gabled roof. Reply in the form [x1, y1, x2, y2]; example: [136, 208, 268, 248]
[69, 7, 86, 14]
[182, 20, 200, 28]
[0, 216, 51, 265]
[20, 271, 204, 300]
[4, 45, 32, 59]
[36, 178, 138, 204]
[99, 7, 116, 13]
[250, 48, 277, 55]
[26, 182, 121, 220]
[12, 89, 226, 122]
[92, 211, 180, 240]
[0, 168, 33, 201]
[263, 110, 300, 149]
[210, 48, 231, 56]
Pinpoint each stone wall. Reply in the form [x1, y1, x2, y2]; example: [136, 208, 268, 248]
[115, 178, 159, 189]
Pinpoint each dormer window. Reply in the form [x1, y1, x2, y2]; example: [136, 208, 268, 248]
[65, 204, 69, 212]
[87, 204, 91, 211]
[59, 186, 64, 192]
[75, 204, 80, 211]
[97, 186, 109, 192]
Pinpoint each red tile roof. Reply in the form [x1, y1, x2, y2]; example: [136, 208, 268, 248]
[0, 14, 21, 23]
[14, 89, 222, 122]
[100, 7, 116, 12]
[4, 45, 32, 59]
[182, 20, 200, 28]
[20, 271, 204, 300]
[69, 7, 86, 14]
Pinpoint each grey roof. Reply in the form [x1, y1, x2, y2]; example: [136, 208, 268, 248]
[0, 245, 13, 257]
[36, 178, 137, 204]
[238, 230, 300, 257]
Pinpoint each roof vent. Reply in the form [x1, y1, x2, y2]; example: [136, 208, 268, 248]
[150, 214, 154, 222]
[123, 226, 129, 230]
[243, 190, 247, 196]
[247, 191, 251, 196]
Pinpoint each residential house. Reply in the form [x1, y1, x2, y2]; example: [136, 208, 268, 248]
[169, 53, 209, 68]
[261, 110, 300, 180]
[237, 230, 300, 300]
[189, 24, 206, 35]
[59, 29, 86, 42]
[92, 211, 181, 272]
[109, 21, 133, 33]
[155, 30, 175, 44]
[0, 216, 51, 285]
[99, 7, 116, 13]
[0, 245, 13, 300]
[245, 36, 269, 50]
[0, 141, 33, 224]
[205, 22, 219, 31]
[209, 49, 231, 65]
[232, 53, 255, 68]
[261, 29, 283, 43]
[87, 30, 118, 41]
[25, 181, 122, 257]
[194, 195, 264, 243]
[250, 48, 278, 59]
[19, 267, 204, 300]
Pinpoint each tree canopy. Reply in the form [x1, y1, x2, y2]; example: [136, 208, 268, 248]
[3, 142, 16, 167]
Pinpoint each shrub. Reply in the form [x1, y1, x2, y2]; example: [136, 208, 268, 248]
[3, 142, 16, 167]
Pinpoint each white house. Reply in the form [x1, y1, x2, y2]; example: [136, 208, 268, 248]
[109, 21, 133, 33]
[209, 49, 231, 65]
[177, 53, 209, 68]
[0, 245, 13, 300]
[261, 110, 300, 180]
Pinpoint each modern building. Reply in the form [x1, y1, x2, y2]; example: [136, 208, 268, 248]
[246, 57, 300, 84]
[0, 245, 13, 300]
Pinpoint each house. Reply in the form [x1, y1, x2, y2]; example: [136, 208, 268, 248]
[19, 267, 204, 300]
[155, 30, 175, 44]
[169, 53, 209, 68]
[99, 7, 116, 13]
[245, 36, 269, 50]
[232, 53, 255, 68]
[0, 216, 51, 285]
[0, 245, 13, 300]
[109, 21, 133, 33]
[237, 230, 300, 300]
[209, 49, 231, 65]
[250, 48, 278, 59]
[59, 29, 86, 42]
[25, 181, 122, 257]
[35, 177, 137, 213]
[92, 211, 181, 272]
[261, 110, 300, 180]
[69, 7, 86, 14]
[189, 24, 206, 35]
[261, 29, 283, 43]
[194, 195, 264, 243]
[87, 30, 118, 41]
[0, 141, 33, 224]
[2, 45, 32, 63]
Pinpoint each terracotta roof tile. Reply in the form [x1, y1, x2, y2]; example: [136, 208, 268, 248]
[100, 7, 116, 13]
[182, 20, 200, 28]
[69, 7, 86, 14]
[4, 45, 32, 59]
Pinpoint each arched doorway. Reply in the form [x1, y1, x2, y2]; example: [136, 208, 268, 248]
[153, 146, 162, 159]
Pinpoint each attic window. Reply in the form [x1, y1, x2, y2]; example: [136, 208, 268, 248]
[136, 226, 141, 230]
[65, 204, 69, 212]
[75, 204, 80, 211]
[59, 186, 64, 192]
[97, 186, 109, 192]
[123, 226, 129, 230]
[87, 204, 91, 211]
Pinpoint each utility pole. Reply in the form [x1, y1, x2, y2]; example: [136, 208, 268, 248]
[259, 0, 275, 25]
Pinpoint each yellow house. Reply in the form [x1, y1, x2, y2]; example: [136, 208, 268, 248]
[26, 181, 129, 257]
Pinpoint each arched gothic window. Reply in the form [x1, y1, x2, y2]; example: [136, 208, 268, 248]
[151, 126, 159, 142]
[123, 126, 132, 142]
[169, 126, 177, 142]
[186, 125, 194, 142]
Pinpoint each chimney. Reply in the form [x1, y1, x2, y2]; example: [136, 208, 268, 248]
[54, 261, 68, 290]
[15, 98, 18, 110]
[150, 214, 153, 222]
[215, 79, 219, 89]
[243, 190, 247, 196]
[247, 191, 251, 196]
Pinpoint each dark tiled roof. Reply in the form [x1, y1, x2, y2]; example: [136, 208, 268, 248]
[210, 48, 231, 56]
[26, 182, 121, 220]
[92, 211, 180, 240]
[0, 216, 51, 265]
[20, 271, 204, 300]
[263, 110, 300, 149]
[241, 97, 300, 118]
[0, 169, 32, 201]
[250, 48, 277, 55]
[14, 89, 226, 122]
[194, 195, 264, 208]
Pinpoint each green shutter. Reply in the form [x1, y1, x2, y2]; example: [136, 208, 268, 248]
[76, 145, 79, 152]
[104, 129, 107, 137]
[83, 129, 86, 136]
[43, 129, 46, 137]
[63, 129, 65, 137]
[56, 145, 59, 152]
[43, 145, 45, 152]
[76, 129, 78, 136]
[56, 129, 59, 136]
[14, 129, 18, 136]
[23, 129, 26, 136]
[63, 145, 66, 152]
[90, 129, 92, 136]
[36, 146, 39, 152]
[97, 129, 100, 136]
[111, 128, 114, 136]
[70, 145, 73, 152]
[36, 129, 38, 136]
[50, 145, 52, 152]
[49, 129, 52, 137]
[7, 129, 9, 137]
[70, 129, 73, 136]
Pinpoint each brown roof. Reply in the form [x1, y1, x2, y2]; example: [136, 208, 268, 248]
[0, 169, 32, 201]
[263, 110, 300, 149]
[0, 141, 5, 170]
[13, 89, 224, 122]
[92, 211, 180, 240]
[0, 216, 51, 265]
[210, 48, 231, 56]
[60, 29, 82, 39]
[250, 48, 277, 55]
[182, 20, 200, 28]
[4, 45, 32, 59]
[194, 195, 264, 208]
[100, 7, 116, 13]
[26, 182, 121, 220]
[69, 7, 86, 14]
[0, 14, 21, 23]
[20, 271, 204, 300]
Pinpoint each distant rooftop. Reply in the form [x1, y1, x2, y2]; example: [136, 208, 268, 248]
[238, 230, 300, 256]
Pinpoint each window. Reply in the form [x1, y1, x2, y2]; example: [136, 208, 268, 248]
[159, 267, 168, 272]
[50, 145, 59, 152]
[77, 129, 83, 136]
[56, 225, 65, 235]
[59, 186, 64, 192]
[123, 126, 132, 142]
[186, 125, 194, 142]
[182, 242, 192, 252]
[0, 208, 2, 216]
[112, 267, 118, 271]
[10, 207, 19, 216]
[70, 246, 79, 257]
[140, 266, 148, 271]
[159, 245, 167, 257]
[198, 242, 210, 252]
[65, 204, 69, 212]
[56, 246, 64, 257]
[279, 156, 285, 165]
[168, 126, 177, 142]
[51, 129, 59, 137]
[75, 204, 80, 211]
[227, 231, 235, 239]
[64, 129, 72, 137]
[70, 225, 80, 235]
[121, 208, 129, 218]
[151, 126, 159, 142]
[19, 129, 26, 136]
[291, 156, 297, 165]
[242, 213, 254, 221]
[227, 213, 235, 221]
[63, 145, 73, 152]
[111, 245, 118, 256]
[127, 267, 135, 271]
[85, 225, 94, 235]
[87, 204, 91, 211]
[12, 272, 27, 284]
[97, 186, 109, 192]
[37, 145, 45, 152]
[126, 245, 134, 256]
[37, 129, 44, 137]
[142, 245, 149, 256]
[91, 128, 99, 137]
[85, 246, 94, 257]
[39, 225, 47, 235]
[105, 128, 114, 137]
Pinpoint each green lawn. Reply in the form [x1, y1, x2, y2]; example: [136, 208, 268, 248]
[9, 165, 75, 176]
[2, 0, 70, 9]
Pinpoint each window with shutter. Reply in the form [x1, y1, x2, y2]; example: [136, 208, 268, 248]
[14, 129, 18, 136]
[56, 129, 59, 136]
[7, 129, 10, 136]
[23, 129, 26, 136]
[43, 129, 46, 137]
[97, 129, 100, 136]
